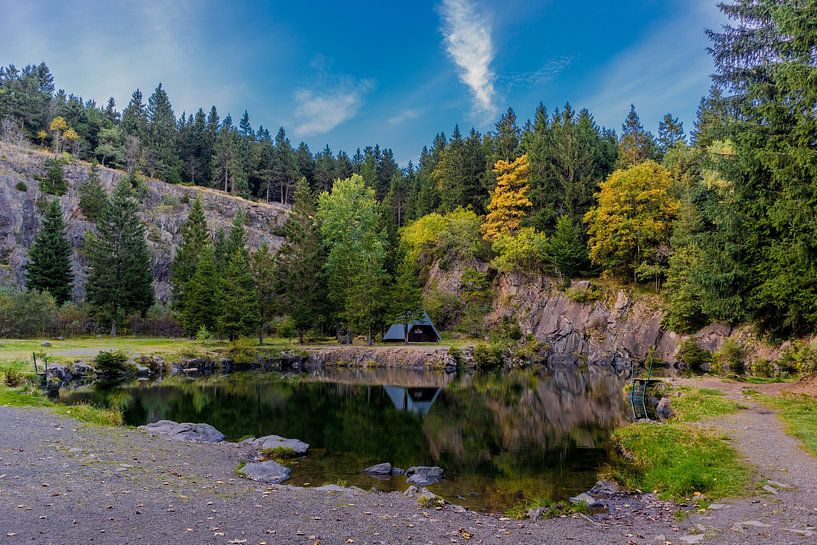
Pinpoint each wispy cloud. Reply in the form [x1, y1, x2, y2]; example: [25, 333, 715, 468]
[387, 108, 422, 126]
[439, 0, 497, 117]
[292, 72, 372, 137]
[505, 56, 574, 90]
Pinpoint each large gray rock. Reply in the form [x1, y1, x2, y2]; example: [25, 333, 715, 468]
[405, 466, 444, 486]
[363, 462, 392, 476]
[657, 397, 672, 421]
[252, 434, 309, 455]
[139, 420, 225, 443]
[240, 460, 291, 484]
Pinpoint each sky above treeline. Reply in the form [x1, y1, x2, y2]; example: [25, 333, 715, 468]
[0, 0, 725, 164]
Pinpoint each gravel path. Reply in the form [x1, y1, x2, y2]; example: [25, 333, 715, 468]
[0, 407, 679, 545]
[670, 377, 817, 544]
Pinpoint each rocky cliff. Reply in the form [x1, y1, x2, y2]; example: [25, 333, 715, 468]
[0, 143, 288, 302]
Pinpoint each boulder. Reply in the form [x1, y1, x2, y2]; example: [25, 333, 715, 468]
[657, 397, 672, 421]
[363, 462, 392, 476]
[252, 434, 309, 456]
[588, 480, 620, 497]
[139, 420, 225, 443]
[46, 363, 70, 381]
[240, 460, 291, 484]
[569, 492, 607, 513]
[72, 362, 96, 375]
[405, 466, 444, 486]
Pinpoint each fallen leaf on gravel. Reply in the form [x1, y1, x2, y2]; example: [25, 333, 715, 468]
[7, 533, 17, 537]
[227, 540, 247, 544]
[458, 528, 473, 539]
[346, 540, 355, 543]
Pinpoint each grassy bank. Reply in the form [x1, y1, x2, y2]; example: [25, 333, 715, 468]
[608, 385, 749, 501]
[758, 393, 817, 457]
[0, 384, 122, 425]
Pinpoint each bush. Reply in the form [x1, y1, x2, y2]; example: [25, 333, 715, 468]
[0, 288, 58, 338]
[195, 325, 212, 343]
[565, 282, 601, 303]
[400, 208, 489, 272]
[3, 368, 25, 387]
[750, 359, 774, 378]
[125, 305, 184, 337]
[15, 181, 28, 192]
[676, 339, 712, 373]
[275, 315, 297, 343]
[94, 350, 134, 378]
[473, 342, 505, 369]
[447, 346, 463, 366]
[713, 338, 745, 375]
[38, 157, 67, 196]
[490, 227, 549, 274]
[776, 341, 817, 376]
[423, 288, 463, 331]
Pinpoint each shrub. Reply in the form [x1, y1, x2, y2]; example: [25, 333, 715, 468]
[275, 315, 297, 343]
[94, 350, 134, 378]
[15, 181, 28, 192]
[0, 288, 58, 338]
[38, 157, 67, 196]
[195, 325, 212, 343]
[400, 208, 489, 272]
[3, 368, 25, 387]
[776, 341, 817, 376]
[750, 359, 774, 378]
[473, 342, 505, 369]
[676, 339, 712, 373]
[423, 288, 463, 331]
[447, 346, 463, 366]
[259, 446, 298, 460]
[713, 338, 745, 375]
[226, 338, 258, 366]
[565, 283, 601, 303]
[490, 227, 549, 274]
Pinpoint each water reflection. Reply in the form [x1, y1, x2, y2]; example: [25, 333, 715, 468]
[61, 366, 626, 512]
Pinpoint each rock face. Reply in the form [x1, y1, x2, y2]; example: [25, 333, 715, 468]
[240, 460, 291, 484]
[250, 434, 309, 456]
[138, 420, 225, 443]
[0, 144, 288, 302]
[405, 466, 444, 486]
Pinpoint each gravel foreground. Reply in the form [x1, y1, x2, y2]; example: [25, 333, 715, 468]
[0, 406, 681, 545]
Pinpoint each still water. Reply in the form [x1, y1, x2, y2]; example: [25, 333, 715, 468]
[62, 366, 626, 512]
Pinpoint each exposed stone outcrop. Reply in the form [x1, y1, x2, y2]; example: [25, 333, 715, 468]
[0, 143, 288, 302]
[308, 346, 458, 369]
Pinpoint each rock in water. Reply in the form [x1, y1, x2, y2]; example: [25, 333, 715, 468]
[363, 462, 392, 476]
[139, 420, 225, 443]
[251, 434, 310, 455]
[405, 466, 444, 486]
[241, 460, 291, 484]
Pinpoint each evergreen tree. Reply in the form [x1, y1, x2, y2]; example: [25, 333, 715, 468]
[39, 157, 67, 196]
[548, 215, 588, 279]
[617, 105, 658, 168]
[252, 243, 277, 344]
[85, 175, 155, 335]
[389, 256, 424, 343]
[78, 163, 108, 222]
[278, 179, 327, 340]
[25, 199, 74, 304]
[657, 113, 685, 153]
[218, 247, 261, 341]
[170, 197, 209, 311]
[182, 243, 219, 335]
[145, 84, 181, 182]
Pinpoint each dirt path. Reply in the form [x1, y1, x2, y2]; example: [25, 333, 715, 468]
[0, 406, 681, 545]
[669, 377, 817, 543]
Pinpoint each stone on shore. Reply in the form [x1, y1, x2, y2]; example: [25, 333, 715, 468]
[251, 434, 310, 455]
[363, 462, 392, 476]
[240, 460, 291, 484]
[139, 420, 225, 443]
[405, 466, 444, 486]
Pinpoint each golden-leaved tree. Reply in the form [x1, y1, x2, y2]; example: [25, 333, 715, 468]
[584, 160, 679, 287]
[481, 153, 531, 242]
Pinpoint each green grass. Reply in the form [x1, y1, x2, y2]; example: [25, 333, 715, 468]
[505, 498, 590, 520]
[759, 394, 817, 457]
[0, 384, 122, 425]
[259, 446, 298, 460]
[671, 386, 742, 422]
[609, 422, 750, 501]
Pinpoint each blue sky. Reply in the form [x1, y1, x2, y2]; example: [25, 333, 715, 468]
[0, 0, 724, 164]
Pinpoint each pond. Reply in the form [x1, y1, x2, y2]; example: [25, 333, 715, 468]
[61, 366, 627, 513]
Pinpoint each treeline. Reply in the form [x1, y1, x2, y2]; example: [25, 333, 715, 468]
[4, 0, 816, 341]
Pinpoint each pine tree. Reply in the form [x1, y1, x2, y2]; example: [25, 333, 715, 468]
[25, 199, 74, 304]
[78, 163, 108, 222]
[548, 215, 587, 279]
[277, 178, 327, 340]
[85, 175, 155, 336]
[217, 247, 261, 341]
[617, 105, 658, 168]
[657, 114, 685, 153]
[389, 256, 423, 343]
[145, 84, 181, 182]
[252, 243, 278, 344]
[170, 197, 209, 311]
[482, 154, 532, 242]
[182, 243, 219, 335]
[39, 157, 67, 196]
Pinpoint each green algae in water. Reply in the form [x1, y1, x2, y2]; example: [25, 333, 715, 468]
[62, 367, 626, 512]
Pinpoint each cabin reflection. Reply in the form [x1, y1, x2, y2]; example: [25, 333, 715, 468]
[383, 385, 442, 416]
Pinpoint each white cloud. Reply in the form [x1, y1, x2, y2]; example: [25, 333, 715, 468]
[387, 108, 422, 126]
[293, 76, 372, 137]
[440, 0, 497, 117]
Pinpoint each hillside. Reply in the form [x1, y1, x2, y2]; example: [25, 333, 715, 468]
[0, 143, 289, 302]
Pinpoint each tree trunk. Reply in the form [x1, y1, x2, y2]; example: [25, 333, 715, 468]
[404, 323, 409, 345]
[110, 319, 117, 337]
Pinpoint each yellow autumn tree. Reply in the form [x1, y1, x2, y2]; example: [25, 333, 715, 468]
[583, 160, 680, 285]
[481, 153, 531, 242]
[49, 116, 69, 152]
[63, 127, 80, 154]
